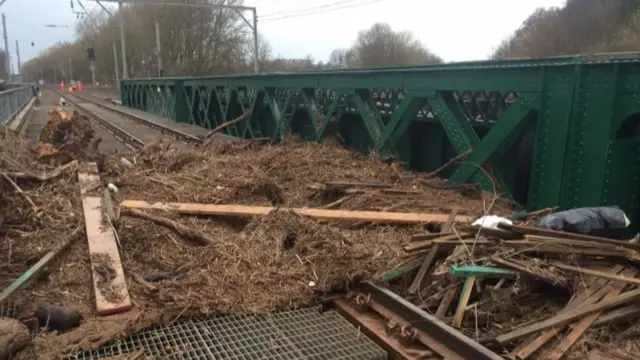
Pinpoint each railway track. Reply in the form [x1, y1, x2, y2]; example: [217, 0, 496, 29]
[52, 89, 205, 151]
[333, 282, 503, 360]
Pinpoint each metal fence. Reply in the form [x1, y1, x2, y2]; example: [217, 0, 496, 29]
[0, 85, 33, 125]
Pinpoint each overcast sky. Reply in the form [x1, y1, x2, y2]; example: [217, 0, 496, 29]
[1, 0, 566, 72]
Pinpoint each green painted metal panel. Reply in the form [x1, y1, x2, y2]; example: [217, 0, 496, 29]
[526, 67, 575, 210]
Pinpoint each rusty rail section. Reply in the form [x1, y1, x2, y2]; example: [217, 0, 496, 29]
[333, 282, 503, 360]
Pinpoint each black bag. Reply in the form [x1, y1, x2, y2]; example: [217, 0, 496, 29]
[534, 206, 629, 239]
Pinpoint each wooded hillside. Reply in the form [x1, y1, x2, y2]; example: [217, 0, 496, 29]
[493, 0, 640, 59]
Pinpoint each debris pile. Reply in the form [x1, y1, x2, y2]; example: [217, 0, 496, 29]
[1, 128, 639, 359]
[388, 211, 640, 359]
[35, 107, 95, 166]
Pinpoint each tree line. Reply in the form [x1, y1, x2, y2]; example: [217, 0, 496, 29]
[21, 1, 441, 85]
[21, 0, 640, 84]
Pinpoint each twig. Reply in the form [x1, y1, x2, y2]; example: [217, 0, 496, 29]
[203, 112, 251, 138]
[320, 195, 353, 209]
[131, 273, 159, 293]
[2, 174, 38, 214]
[0, 159, 78, 181]
[424, 149, 472, 179]
[121, 208, 216, 246]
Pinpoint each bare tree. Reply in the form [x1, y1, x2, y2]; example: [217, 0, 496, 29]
[23, 0, 259, 83]
[329, 23, 443, 69]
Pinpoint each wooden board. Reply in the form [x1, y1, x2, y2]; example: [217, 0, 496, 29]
[79, 163, 132, 315]
[119, 200, 473, 224]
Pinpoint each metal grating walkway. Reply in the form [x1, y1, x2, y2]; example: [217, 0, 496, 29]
[67, 308, 387, 360]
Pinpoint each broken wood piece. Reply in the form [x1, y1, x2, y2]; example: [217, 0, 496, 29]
[2, 174, 38, 214]
[435, 286, 458, 318]
[325, 181, 391, 188]
[0, 159, 77, 182]
[407, 244, 440, 294]
[490, 256, 567, 286]
[449, 265, 516, 279]
[513, 265, 625, 360]
[551, 263, 640, 285]
[320, 195, 353, 209]
[407, 208, 458, 294]
[519, 246, 627, 258]
[411, 232, 454, 241]
[404, 233, 473, 252]
[499, 223, 640, 250]
[592, 304, 640, 326]
[121, 208, 215, 246]
[453, 276, 475, 328]
[79, 163, 132, 316]
[546, 268, 638, 360]
[524, 235, 626, 250]
[494, 287, 640, 345]
[119, 200, 474, 224]
[424, 149, 472, 179]
[203, 112, 250, 138]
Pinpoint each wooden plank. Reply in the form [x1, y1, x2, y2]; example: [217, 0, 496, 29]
[495, 287, 640, 345]
[491, 256, 565, 286]
[546, 268, 638, 360]
[119, 200, 473, 224]
[551, 263, 640, 285]
[405, 233, 472, 252]
[79, 163, 131, 316]
[407, 208, 458, 294]
[452, 276, 475, 328]
[435, 286, 458, 318]
[499, 224, 640, 250]
[411, 232, 454, 241]
[513, 265, 625, 360]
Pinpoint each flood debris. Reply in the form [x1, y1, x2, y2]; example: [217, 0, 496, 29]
[35, 107, 95, 166]
[389, 209, 640, 360]
[1, 118, 638, 360]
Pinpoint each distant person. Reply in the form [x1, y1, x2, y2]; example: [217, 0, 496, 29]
[77, 80, 82, 92]
[59, 82, 64, 92]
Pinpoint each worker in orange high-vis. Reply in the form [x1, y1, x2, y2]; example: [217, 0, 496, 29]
[59, 82, 64, 92]
[77, 80, 83, 92]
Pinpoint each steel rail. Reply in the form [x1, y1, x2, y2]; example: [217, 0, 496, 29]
[71, 92, 203, 146]
[52, 89, 144, 150]
[334, 282, 503, 360]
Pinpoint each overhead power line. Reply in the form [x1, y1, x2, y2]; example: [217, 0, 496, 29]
[261, 0, 365, 18]
[261, 0, 385, 22]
